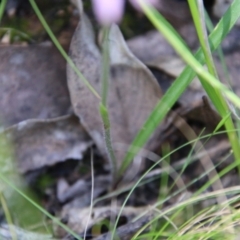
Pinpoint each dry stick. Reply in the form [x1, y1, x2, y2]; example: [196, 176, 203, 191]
[142, 111, 229, 238]
[145, 140, 230, 180]
[171, 110, 228, 205]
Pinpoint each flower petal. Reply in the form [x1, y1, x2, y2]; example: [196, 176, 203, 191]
[92, 0, 125, 25]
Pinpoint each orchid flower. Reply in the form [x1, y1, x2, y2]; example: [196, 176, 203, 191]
[91, 0, 158, 25]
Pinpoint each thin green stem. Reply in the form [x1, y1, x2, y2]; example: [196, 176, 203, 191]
[205, 11, 232, 85]
[99, 104, 117, 183]
[99, 27, 117, 182]
[29, 0, 100, 99]
[189, 0, 218, 77]
[101, 27, 110, 106]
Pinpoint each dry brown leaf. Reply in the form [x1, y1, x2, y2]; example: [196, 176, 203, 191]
[127, 25, 198, 78]
[0, 45, 71, 127]
[0, 224, 52, 240]
[127, 31, 222, 129]
[213, 0, 240, 25]
[57, 175, 111, 204]
[3, 115, 92, 173]
[92, 213, 153, 240]
[58, 206, 149, 237]
[154, 0, 192, 28]
[127, 30, 179, 76]
[67, 10, 165, 172]
[150, 67, 221, 131]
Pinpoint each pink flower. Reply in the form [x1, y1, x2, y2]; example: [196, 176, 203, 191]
[92, 0, 158, 25]
[91, 0, 125, 26]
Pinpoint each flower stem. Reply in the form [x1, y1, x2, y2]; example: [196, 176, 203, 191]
[99, 27, 117, 181]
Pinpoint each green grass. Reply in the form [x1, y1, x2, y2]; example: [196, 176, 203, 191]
[119, 0, 240, 177]
[0, 0, 6, 24]
[187, 0, 240, 174]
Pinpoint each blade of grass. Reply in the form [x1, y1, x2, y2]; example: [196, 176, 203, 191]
[205, 11, 232, 85]
[141, 4, 240, 107]
[29, 0, 100, 100]
[0, 174, 82, 240]
[0, 28, 34, 42]
[0, 192, 17, 240]
[214, 112, 231, 133]
[158, 142, 170, 208]
[189, 0, 218, 78]
[188, 0, 240, 172]
[134, 185, 240, 239]
[205, 7, 240, 147]
[0, 0, 6, 23]
[99, 130, 230, 206]
[112, 132, 233, 239]
[119, 0, 240, 176]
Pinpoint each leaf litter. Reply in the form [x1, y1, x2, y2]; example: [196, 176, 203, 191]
[0, 45, 71, 126]
[3, 115, 92, 174]
[67, 10, 171, 179]
[0, 0, 240, 239]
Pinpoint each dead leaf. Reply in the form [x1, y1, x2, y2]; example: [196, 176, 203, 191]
[92, 213, 153, 240]
[127, 24, 198, 78]
[0, 45, 71, 127]
[3, 115, 92, 173]
[0, 224, 52, 240]
[153, 0, 192, 28]
[67, 10, 165, 173]
[128, 39, 222, 130]
[213, 0, 240, 25]
[127, 30, 180, 76]
[58, 206, 150, 238]
[57, 175, 111, 204]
